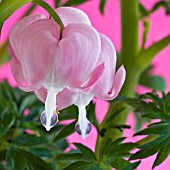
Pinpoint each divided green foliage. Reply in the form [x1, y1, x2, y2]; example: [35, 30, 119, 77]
[139, 65, 166, 91]
[127, 92, 170, 168]
[101, 138, 140, 170]
[56, 143, 100, 170]
[0, 81, 122, 170]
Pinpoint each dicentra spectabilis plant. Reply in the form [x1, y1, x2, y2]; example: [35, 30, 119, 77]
[0, 0, 170, 169]
[9, 7, 126, 139]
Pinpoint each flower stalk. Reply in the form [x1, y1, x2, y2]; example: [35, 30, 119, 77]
[95, 0, 140, 159]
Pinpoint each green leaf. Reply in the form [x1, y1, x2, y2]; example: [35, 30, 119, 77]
[99, 0, 107, 15]
[22, 106, 42, 122]
[22, 4, 36, 17]
[20, 122, 46, 136]
[86, 102, 99, 130]
[59, 105, 77, 121]
[63, 0, 88, 6]
[139, 3, 149, 17]
[0, 40, 10, 65]
[28, 147, 52, 157]
[0, 150, 6, 162]
[0, 0, 32, 26]
[134, 123, 170, 136]
[21, 149, 52, 170]
[101, 137, 136, 163]
[139, 1, 170, 18]
[152, 143, 170, 169]
[0, 105, 15, 135]
[107, 158, 140, 170]
[139, 71, 165, 91]
[74, 143, 96, 160]
[19, 94, 37, 114]
[62, 161, 102, 170]
[137, 35, 170, 70]
[0, 163, 6, 170]
[105, 107, 126, 125]
[0, 0, 64, 37]
[7, 148, 51, 170]
[57, 139, 69, 151]
[53, 121, 76, 142]
[7, 147, 27, 170]
[151, 1, 170, 15]
[55, 0, 62, 7]
[125, 160, 141, 170]
[12, 134, 47, 147]
[56, 153, 84, 162]
[130, 136, 169, 160]
[127, 92, 170, 167]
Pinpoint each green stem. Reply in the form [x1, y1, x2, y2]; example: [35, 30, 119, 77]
[95, 0, 139, 159]
[119, 0, 139, 66]
[33, 0, 64, 32]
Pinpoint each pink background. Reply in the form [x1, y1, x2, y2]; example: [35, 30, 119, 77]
[0, 0, 170, 169]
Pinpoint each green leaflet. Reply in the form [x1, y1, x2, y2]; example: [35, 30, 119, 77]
[0, 0, 32, 26]
[0, 0, 64, 38]
[129, 92, 170, 168]
[99, 0, 107, 15]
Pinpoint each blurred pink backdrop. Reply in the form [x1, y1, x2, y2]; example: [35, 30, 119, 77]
[0, 0, 170, 169]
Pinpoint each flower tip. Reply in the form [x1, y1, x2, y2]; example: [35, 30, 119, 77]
[45, 126, 51, 131]
[82, 133, 87, 140]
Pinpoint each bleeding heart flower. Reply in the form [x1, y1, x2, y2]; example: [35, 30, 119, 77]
[9, 7, 105, 132]
[9, 7, 126, 138]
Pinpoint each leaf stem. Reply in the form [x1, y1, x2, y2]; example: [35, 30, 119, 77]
[137, 35, 170, 70]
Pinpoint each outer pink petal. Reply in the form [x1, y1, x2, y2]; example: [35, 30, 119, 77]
[9, 14, 47, 61]
[34, 87, 47, 103]
[35, 87, 79, 110]
[9, 44, 39, 91]
[94, 33, 117, 98]
[100, 66, 126, 100]
[56, 88, 79, 110]
[55, 7, 91, 26]
[9, 17, 60, 89]
[55, 23, 101, 87]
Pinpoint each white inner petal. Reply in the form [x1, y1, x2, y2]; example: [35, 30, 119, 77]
[45, 87, 57, 131]
[78, 105, 89, 139]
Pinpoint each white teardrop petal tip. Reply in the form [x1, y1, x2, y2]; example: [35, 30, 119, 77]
[82, 134, 87, 140]
[45, 126, 51, 131]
